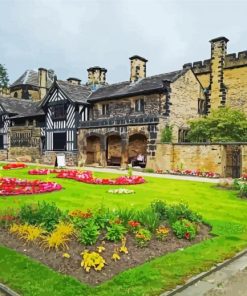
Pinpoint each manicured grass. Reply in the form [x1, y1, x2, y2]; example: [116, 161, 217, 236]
[0, 166, 247, 296]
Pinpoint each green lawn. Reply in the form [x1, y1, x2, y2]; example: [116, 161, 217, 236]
[0, 167, 247, 296]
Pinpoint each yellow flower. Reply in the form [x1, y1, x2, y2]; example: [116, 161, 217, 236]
[120, 246, 128, 254]
[112, 252, 120, 261]
[97, 246, 105, 253]
[62, 253, 70, 259]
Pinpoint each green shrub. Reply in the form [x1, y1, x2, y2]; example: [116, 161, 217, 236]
[134, 208, 160, 232]
[161, 125, 173, 143]
[19, 202, 62, 232]
[151, 200, 169, 220]
[166, 203, 202, 225]
[135, 228, 152, 247]
[77, 221, 100, 245]
[239, 183, 247, 198]
[94, 207, 116, 229]
[115, 208, 136, 226]
[172, 219, 197, 240]
[106, 223, 127, 242]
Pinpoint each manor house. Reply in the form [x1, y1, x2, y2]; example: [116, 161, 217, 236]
[0, 36, 246, 177]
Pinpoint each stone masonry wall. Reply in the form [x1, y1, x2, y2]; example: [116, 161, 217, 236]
[167, 69, 205, 142]
[147, 143, 226, 176]
[92, 93, 161, 120]
[42, 151, 78, 167]
[0, 150, 7, 161]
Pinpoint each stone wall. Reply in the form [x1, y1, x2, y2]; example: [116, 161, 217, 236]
[0, 149, 7, 161]
[147, 143, 247, 177]
[8, 125, 42, 162]
[92, 93, 162, 120]
[168, 69, 205, 142]
[42, 151, 78, 166]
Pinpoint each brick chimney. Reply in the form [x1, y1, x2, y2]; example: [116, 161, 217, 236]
[87, 66, 107, 87]
[129, 55, 148, 82]
[67, 77, 81, 85]
[208, 36, 229, 110]
[38, 68, 48, 100]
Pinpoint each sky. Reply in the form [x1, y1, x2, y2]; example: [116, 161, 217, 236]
[0, 0, 246, 85]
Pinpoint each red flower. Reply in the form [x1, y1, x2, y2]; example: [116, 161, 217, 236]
[128, 220, 140, 227]
[184, 232, 190, 240]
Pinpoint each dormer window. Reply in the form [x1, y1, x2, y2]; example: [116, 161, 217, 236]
[53, 105, 66, 120]
[135, 98, 144, 112]
[102, 104, 109, 116]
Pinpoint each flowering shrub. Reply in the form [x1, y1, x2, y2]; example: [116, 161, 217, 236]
[68, 209, 92, 219]
[106, 223, 127, 242]
[167, 169, 220, 178]
[240, 174, 247, 181]
[135, 228, 152, 247]
[172, 219, 197, 240]
[0, 178, 62, 196]
[156, 226, 170, 240]
[28, 169, 50, 175]
[108, 188, 135, 194]
[3, 163, 27, 170]
[77, 221, 100, 245]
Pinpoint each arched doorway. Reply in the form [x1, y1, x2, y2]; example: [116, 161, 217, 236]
[86, 136, 101, 164]
[128, 134, 147, 167]
[106, 134, 121, 166]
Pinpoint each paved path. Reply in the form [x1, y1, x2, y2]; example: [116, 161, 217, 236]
[164, 252, 247, 296]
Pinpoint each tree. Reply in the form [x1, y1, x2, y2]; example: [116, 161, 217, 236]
[161, 125, 173, 143]
[0, 64, 9, 88]
[187, 108, 247, 142]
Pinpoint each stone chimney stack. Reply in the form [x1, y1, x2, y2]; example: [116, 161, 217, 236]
[208, 36, 229, 110]
[87, 66, 107, 87]
[129, 55, 148, 82]
[38, 68, 48, 100]
[67, 77, 81, 85]
[100, 68, 107, 85]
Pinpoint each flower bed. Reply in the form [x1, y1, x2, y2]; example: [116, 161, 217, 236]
[156, 169, 220, 178]
[28, 169, 146, 185]
[0, 200, 210, 284]
[0, 178, 62, 196]
[3, 163, 27, 170]
[108, 188, 135, 194]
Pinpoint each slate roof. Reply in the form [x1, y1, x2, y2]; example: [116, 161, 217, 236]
[0, 96, 44, 118]
[89, 69, 187, 101]
[11, 70, 53, 88]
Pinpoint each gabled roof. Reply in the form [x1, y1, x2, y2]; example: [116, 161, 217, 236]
[89, 69, 187, 101]
[0, 96, 44, 118]
[11, 69, 53, 88]
[41, 80, 92, 106]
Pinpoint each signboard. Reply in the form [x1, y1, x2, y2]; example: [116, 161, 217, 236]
[55, 154, 66, 167]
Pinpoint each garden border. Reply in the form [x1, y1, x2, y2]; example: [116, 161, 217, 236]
[161, 248, 247, 296]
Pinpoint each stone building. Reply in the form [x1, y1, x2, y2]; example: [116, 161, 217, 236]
[9, 68, 54, 101]
[77, 55, 205, 167]
[184, 36, 247, 113]
[0, 36, 246, 176]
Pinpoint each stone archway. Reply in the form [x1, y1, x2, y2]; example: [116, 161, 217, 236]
[86, 135, 101, 165]
[106, 134, 122, 166]
[128, 134, 147, 167]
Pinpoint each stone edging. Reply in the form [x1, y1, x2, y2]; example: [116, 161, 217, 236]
[160, 248, 247, 296]
[0, 283, 20, 296]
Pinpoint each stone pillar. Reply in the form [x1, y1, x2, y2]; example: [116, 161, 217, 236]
[100, 137, 107, 167]
[208, 37, 229, 111]
[121, 137, 129, 169]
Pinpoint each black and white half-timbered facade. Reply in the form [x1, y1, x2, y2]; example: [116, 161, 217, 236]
[41, 79, 91, 153]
